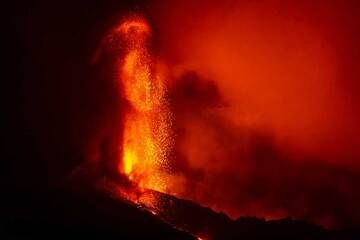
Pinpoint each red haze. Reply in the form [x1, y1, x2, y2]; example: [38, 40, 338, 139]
[85, 0, 360, 229]
[139, 0, 360, 228]
[149, 0, 360, 166]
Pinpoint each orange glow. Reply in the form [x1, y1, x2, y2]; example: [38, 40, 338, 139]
[113, 16, 172, 193]
[142, 1, 360, 228]
[113, 19, 151, 39]
[96, 3, 360, 228]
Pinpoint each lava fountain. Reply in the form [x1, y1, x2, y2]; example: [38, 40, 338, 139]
[111, 15, 172, 194]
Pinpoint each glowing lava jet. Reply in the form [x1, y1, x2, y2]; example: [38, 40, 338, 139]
[112, 16, 172, 193]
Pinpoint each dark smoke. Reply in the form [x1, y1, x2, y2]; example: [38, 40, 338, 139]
[168, 71, 360, 228]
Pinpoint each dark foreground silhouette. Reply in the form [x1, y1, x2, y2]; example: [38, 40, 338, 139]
[2, 172, 359, 240]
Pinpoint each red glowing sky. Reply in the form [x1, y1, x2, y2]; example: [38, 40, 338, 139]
[148, 0, 360, 167]
[135, 0, 360, 228]
[16, 0, 360, 229]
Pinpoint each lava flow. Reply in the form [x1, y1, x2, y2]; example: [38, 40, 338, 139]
[112, 16, 172, 195]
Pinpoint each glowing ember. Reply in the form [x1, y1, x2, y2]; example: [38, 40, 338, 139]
[113, 15, 172, 193]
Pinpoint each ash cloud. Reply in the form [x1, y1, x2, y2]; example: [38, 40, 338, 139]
[167, 71, 360, 228]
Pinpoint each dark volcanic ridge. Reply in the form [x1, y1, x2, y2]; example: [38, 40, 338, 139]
[2, 168, 359, 240]
[102, 177, 360, 240]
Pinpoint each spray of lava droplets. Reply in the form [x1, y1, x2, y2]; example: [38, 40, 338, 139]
[112, 15, 173, 193]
